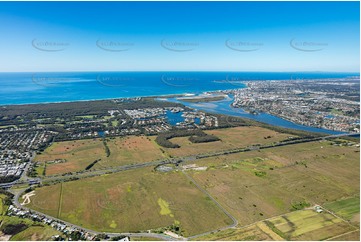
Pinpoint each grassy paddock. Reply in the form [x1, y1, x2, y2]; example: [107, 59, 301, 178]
[187, 141, 359, 226]
[165, 126, 293, 157]
[27, 167, 233, 236]
[35, 136, 165, 175]
[324, 196, 360, 223]
[192, 222, 283, 241]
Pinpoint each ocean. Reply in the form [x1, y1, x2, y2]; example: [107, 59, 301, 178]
[0, 71, 357, 105]
[0, 71, 357, 134]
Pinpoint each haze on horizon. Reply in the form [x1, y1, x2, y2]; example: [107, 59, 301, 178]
[0, 1, 359, 73]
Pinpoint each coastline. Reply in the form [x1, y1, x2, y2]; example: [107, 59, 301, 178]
[0, 89, 351, 135]
[0, 92, 205, 107]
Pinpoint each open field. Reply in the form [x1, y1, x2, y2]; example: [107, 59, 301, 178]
[28, 137, 359, 239]
[186, 140, 360, 226]
[164, 126, 293, 157]
[26, 167, 233, 236]
[130, 236, 163, 241]
[329, 230, 360, 241]
[35, 136, 166, 175]
[324, 196, 360, 224]
[267, 209, 356, 240]
[100, 136, 166, 168]
[34, 139, 108, 175]
[192, 221, 283, 241]
[0, 194, 7, 215]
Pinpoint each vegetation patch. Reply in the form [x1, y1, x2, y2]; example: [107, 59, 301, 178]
[85, 159, 101, 170]
[254, 171, 267, 177]
[264, 220, 290, 240]
[324, 196, 360, 221]
[27, 167, 232, 236]
[158, 198, 173, 217]
[103, 139, 111, 157]
[155, 129, 220, 148]
[1, 224, 28, 235]
[291, 201, 311, 211]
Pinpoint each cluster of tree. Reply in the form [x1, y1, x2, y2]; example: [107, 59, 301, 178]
[0, 188, 14, 205]
[110, 236, 128, 241]
[189, 133, 220, 143]
[69, 231, 86, 241]
[0, 175, 19, 184]
[94, 233, 110, 241]
[28, 167, 38, 178]
[0, 98, 184, 122]
[103, 139, 111, 157]
[85, 159, 101, 170]
[155, 129, 221, 148]
[0, 100, 119, 121]
[1, 223, 28, 235]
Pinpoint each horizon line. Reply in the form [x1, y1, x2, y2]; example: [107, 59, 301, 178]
[0, 70, 359, 74]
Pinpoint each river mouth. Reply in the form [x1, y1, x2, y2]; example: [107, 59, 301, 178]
[160, 94, 345, 135]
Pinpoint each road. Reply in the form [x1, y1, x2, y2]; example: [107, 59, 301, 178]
[181, 170, 238, 240]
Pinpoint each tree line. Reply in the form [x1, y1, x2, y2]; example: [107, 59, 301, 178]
[155, 129, 221, 148]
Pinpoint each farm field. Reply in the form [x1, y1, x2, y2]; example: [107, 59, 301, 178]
[329, 230, 360, 241]
[26, 167, 233, 236]
[192, 222, 283, 241]
[164, 126, 293, 157]
[35, 136, 166, 175]
[324, 196, 360, 224]
[186, 140, 360, 226]
[266, 209, 357, 240]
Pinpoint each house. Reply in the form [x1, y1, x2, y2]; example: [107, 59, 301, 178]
[314, 205, 323, 213]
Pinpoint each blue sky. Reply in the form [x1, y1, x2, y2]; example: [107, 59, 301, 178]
[0, 1, 359, 72]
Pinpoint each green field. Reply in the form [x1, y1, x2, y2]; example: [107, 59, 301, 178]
[34, 127, 292, 176]
[192, 222, 283, 241]
[35, 138, 108, 175]
[26, 167, 233, 236]
[0, 194, 9, 216]
[324, 196, 360, 223]
[27, 136, 359, 239]
[164, 126, 293, 157]
[267, 209, 356, 240]
[186, 140, 359, 226]
[329, 230, 360, 241]
[35, 136, 166, 175]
